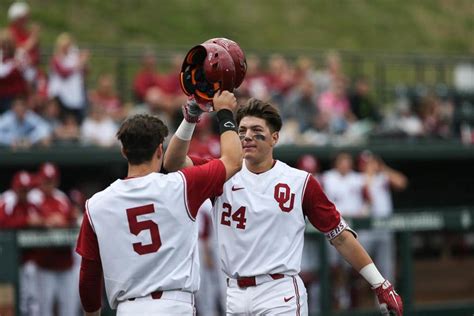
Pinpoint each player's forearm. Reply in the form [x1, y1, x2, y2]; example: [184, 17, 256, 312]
[219, 130, 243, 180]
[163, 120, 195, 171]
[333, 231, 390, 289]
[331, 230, 372, 271]
[79, 258, 103, 314]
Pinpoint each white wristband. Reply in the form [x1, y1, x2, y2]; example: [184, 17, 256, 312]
[175, 120, 196, 141]
[359, 263, 385, 288]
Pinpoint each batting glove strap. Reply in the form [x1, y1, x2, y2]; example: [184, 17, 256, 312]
[374, 280, 404, 316]
[182, 97, 204, 123]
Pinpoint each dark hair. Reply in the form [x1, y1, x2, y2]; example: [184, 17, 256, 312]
[236, 98, 282, 132]
[117, 114, 168, 165]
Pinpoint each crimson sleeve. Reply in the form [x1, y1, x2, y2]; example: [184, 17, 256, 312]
[180, 159, 226, 219]
[75, 211, 100, 261]
[189, 155, 212, 166]
[79, 257, 103, 312]
[303, 175, 344, 236]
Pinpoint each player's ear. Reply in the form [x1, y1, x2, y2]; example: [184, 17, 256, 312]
[120, 146, 127, 160]
[156, 144, 163, 160]
[271, 131, 279, 147]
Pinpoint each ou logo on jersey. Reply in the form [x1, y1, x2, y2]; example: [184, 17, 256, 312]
[274, 183, 295, 212]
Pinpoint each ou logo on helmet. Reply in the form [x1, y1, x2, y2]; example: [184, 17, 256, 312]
[274, 183, 295, 212]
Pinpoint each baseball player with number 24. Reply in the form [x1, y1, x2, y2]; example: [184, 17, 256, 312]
[166, 38, 403, 316]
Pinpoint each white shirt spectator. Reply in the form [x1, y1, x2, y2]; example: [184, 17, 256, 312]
[80, 105, 117, 147]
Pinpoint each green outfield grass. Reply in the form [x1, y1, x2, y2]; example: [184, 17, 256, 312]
[0, 0, 473, 53]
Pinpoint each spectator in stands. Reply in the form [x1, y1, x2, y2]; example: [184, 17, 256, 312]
[0, 29, 28, 113]
[55, 114, 81, 144]
[358, 151, 407, 292]
[418, 93, 454, 138]
[267, 54, 295, 106]
[132, 49, 161, 103]
[41, 97, 80, 144]
[349, 76, 381, 123]
[7, 1, 40, 68]
[0, 97, 51, 148]
[41, 97, 61, 132]
[129, 87, 177, 135]
[318, 76, 355, 134]
[383, 98, 423, 137]
[47, 32, 89, 124]
[28, 163, 77, 316]
[283, 77, 319, 132]
[0, 170, 42, 316]
[158, 53, 187, 100]
[88, 73, 125, 122]
[238, 54, 271, 101]
[294, 55, 317, 83]
[80, 103, 118, 147]
[312, 51, 344, 97]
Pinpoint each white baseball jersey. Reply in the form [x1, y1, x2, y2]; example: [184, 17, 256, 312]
[212, 160, 345, 278]
[76, 159, 226, 309]
[86, 172, 199, 308]
[367, 173, 393, 217]
[322, 170, 366, 217]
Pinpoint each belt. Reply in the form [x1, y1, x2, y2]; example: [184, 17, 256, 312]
[128, 290, 194, 304]
[227, 273, 285, 288]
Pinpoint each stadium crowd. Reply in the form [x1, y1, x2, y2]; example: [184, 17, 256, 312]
[1, 2, 473, 150]
[0, 2, 472, 315]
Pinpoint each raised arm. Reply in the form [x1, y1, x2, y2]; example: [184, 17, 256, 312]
[382, 162, 408, 191]
[163, 97, 204, 171]
[213, 91, 243, 180]
[164, 91, 242, 181]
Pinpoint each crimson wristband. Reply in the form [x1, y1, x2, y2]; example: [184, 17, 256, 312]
[216, 109, 237, 134]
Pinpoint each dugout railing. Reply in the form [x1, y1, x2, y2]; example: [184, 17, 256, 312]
[0, 207, 473, 315]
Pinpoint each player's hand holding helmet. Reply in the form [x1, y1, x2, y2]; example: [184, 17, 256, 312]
[180, 37, 246, 112]
[182, 96, 205, 123]
[213, 90, 237, 113]
[374, 280, 403, 316]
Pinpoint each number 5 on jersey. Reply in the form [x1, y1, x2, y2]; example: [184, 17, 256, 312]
[220, 202, 247, 229]
[126, 204, 162, 255]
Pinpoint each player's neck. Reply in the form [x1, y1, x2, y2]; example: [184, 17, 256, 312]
[127, 161, 159, 178]
[245, 157, 275, 174]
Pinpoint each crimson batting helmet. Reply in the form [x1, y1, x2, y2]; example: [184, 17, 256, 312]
[204, 38, 247, 88]
[180, 38, 246, 110]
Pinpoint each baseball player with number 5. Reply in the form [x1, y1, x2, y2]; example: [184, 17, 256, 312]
[75, 90, 242, 315]
[165, 96, 403, 315]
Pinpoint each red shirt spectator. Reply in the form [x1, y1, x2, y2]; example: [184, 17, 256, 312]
[133, 50, 163, 102]
[88, 73, 124, 121]
[0, 29, 28, 110]
[7, 2, 40, 66]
